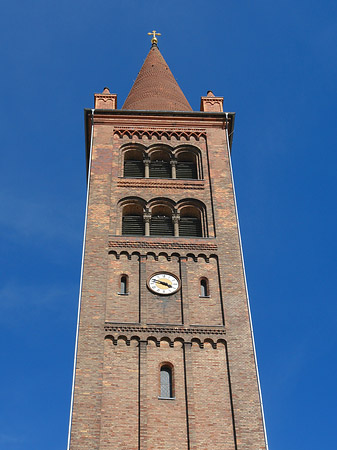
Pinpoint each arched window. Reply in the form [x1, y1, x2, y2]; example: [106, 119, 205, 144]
[160, 365, 173, 398]
[150, 205, 174, 236]
[124, 149, 145, 178]
[176, 152, 198, 179]
[179, 206, 202, 237]
[119, 275, 128, 294]
[149, 150, 171, 178]
[122, 204, 145, 236]
[200, 278, 209, 297]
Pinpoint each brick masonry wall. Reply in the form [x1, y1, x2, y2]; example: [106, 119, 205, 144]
[70, 123, 113, 450]
[186, 255, 223, 326]
[206, 127, 266, 449]
[146, 340, 188, 450]
[191, 341, 235, 450]
[99, 338, 139, 450]
[69, 113, 267, 450]
[106, 252, 139, 323]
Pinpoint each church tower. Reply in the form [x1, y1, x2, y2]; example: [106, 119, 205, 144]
[68, 34, 268, 450]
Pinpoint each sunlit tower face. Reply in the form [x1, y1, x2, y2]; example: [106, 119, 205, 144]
[67, 36, 268, 450]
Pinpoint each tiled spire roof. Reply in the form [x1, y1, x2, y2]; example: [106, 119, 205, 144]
[122, 45, 192, 111]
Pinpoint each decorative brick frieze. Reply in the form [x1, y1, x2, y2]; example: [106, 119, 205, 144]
[108, 239, 218, 251]
[117, 178, 205, 190]
[104, 324, 226, 347]
[108, 249, 217, 262]
[113, 127, 206, 141]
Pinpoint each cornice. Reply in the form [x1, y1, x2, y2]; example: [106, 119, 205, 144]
[87, 108, 233, 130]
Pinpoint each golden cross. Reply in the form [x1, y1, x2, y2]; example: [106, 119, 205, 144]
[148, 30, 161, 45]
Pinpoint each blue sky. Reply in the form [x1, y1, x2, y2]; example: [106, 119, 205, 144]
[1, 1, 337, 449]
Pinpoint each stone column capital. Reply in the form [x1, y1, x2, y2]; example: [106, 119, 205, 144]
[172, 213, 180, 224]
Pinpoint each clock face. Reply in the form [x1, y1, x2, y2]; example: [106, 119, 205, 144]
[147, 272, 181, 295]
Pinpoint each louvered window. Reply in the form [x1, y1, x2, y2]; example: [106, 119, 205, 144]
[122, 215, 144, 236]
[149, 161, 171, 178]
[124, 160, 144, 178]
[176, 162, 197, 179]
[150, 216, 174, 236]
[160, 366, 173, 398]
[179, 217, 202, 237]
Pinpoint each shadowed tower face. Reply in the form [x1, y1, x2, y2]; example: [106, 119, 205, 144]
[68, 37, 268, 450]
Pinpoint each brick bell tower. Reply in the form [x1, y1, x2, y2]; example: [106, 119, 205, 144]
[67, 33, 268, 450]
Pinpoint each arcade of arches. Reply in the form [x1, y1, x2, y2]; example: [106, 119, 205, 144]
[122, 145, 202, 180]
[120, 199, 206, 238]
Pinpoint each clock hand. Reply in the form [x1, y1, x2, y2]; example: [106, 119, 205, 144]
[153, 279, 172, 288]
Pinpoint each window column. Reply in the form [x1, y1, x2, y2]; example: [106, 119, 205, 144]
[170, 159, 177, 179]
[143, 211, 151, 237]
[172, 212, 180, 237]
[144, 157, 150, 178]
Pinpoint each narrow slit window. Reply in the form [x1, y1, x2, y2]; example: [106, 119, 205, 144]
[200, 278, 209, 297]
[160, 365, 173, 398]
[120, 275, 128, 294]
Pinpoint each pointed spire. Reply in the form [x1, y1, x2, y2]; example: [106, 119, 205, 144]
[122, 44, 192, 112]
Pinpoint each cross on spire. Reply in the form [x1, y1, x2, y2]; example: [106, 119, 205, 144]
[148, 30, 161, 46]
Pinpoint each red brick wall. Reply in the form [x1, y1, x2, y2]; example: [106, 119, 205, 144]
[106, 252, 139, 323]
[99, 337, 139, 450]
[186, 255, 223, 326]
[191, 341, 235, 450]
[146, 340, 188, 450]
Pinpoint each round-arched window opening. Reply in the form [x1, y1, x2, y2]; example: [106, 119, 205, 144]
[150, 205, 174, 236]
[122, 203, 145, 236]
[179, 206, 202, 237]
[200, 278, 209, 297]
[119, 275, 129, 295]
[176, 152, 198, 179]
[149, 150, 171, 178]
[160, 365, 173, 399]
[124, 149, 145, 178]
